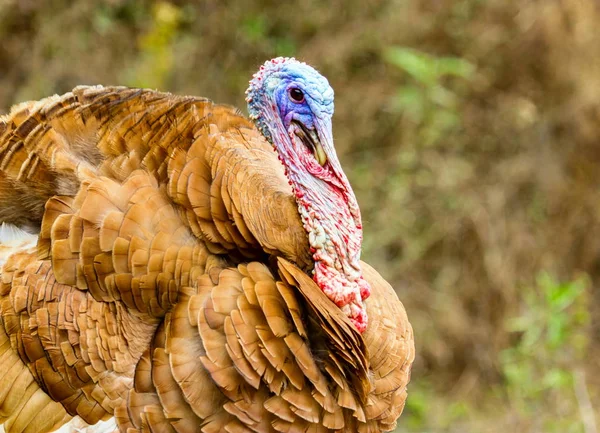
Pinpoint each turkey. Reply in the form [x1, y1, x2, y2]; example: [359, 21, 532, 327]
[0, 57, 414, 433]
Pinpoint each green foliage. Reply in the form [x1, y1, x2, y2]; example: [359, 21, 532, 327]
[385, 47, 475, 86]
[395, 273, 594, 433]
[241, 14, 296, 57]
[242, 14, 268, 43]
[362, 46, 477, 274]
[500, 273, 592, 431]
[397, 378, 472, 432]
[123, 1, 182, 89]
[384, 47, 475, 146]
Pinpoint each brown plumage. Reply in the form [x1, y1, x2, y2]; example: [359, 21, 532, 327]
[0, 60, 413, 433]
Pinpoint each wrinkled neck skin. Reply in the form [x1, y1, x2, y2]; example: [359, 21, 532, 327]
[252, 95, 371, 333]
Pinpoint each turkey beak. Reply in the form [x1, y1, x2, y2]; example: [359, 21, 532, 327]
[295, 121, 328, 167]
[310, 129, 328, 167]
[314, 117, 339, 169]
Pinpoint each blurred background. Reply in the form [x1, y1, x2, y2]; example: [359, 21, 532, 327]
[1, 0, 599, 431]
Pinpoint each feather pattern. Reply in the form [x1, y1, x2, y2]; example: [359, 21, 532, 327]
[0, 59, 413, 433]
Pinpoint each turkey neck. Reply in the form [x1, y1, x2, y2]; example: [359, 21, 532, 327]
[255, 105, 371, 332]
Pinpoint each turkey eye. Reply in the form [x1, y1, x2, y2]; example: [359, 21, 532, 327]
[289, 88, 304, 103]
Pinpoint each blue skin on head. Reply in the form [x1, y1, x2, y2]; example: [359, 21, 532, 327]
[247, 60, 334, 141]
[272, 65, 334, 130]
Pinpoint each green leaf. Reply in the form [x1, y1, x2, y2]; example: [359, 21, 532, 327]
[384, 46, 475, 86]
[436, 56, 476, 79]
[384, 47, 438, 86]
[429, 85, 458, 108]
[542, 368, 572, 390]
[242, 15, 267, 42]
[393, 85, 425, 120]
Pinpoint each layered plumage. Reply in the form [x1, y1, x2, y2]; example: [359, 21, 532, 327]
[0, 59, 414, 433]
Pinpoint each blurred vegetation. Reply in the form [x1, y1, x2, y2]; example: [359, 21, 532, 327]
[500, 273, 592, 432]
[1, 0, 599, 431]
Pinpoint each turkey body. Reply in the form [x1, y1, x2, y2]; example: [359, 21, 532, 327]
[0, 85, 414, 433]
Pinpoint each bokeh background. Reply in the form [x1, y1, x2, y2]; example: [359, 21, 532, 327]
[2, 0, 600, 431]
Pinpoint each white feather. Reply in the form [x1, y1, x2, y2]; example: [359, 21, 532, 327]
[0, 222, 38, 268]
[0, 222, 37, 244]
[52, 417, 117, 433]
[0, 417, 119, 433]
